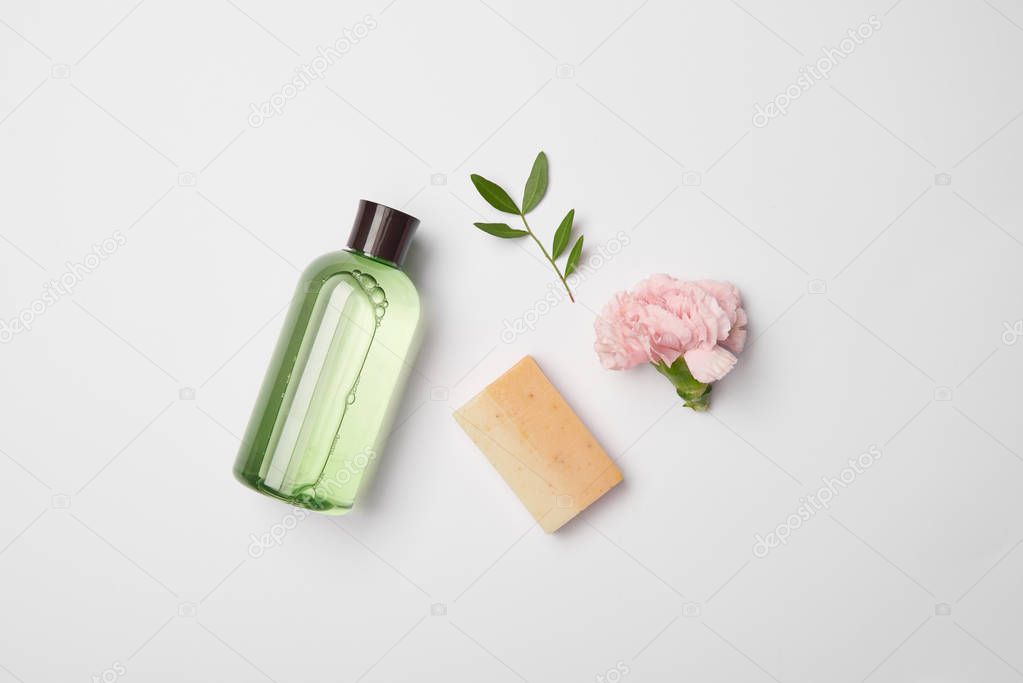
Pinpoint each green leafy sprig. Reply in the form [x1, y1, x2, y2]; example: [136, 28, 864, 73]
[470, 151, 583, 302]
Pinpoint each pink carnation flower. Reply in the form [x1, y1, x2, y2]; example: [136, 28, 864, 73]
[594, 275, 747, 410]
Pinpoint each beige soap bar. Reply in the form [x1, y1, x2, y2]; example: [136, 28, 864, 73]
[454, 356, 622, 532]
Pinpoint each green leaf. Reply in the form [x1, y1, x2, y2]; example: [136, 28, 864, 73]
[473, 222, 529, 239]
[470, 174, 520, 214]
[521, 151, 548, 214]
[551, 209, 574, 259]
[565, 235, 584, 276]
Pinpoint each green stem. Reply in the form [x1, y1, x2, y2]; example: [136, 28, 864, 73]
[653, 358, 712, 411]
[519, 212, 575, 303]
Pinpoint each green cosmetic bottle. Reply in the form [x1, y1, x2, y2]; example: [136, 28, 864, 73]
[234, 200, 423, 514]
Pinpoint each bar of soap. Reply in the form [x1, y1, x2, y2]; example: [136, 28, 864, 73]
[454, 356, 622, 532]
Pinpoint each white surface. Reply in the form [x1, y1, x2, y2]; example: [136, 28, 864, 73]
[2, 1, 1022, 681]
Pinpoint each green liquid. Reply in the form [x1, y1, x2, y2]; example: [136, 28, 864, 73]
[234, 249, 422, 514]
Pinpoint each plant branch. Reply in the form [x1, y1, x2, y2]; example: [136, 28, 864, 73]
[519, 212, 575, 302]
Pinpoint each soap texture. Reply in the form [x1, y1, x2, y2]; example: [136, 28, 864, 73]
[454, 356, 622, 532]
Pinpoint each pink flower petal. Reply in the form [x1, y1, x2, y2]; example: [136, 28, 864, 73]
[684, 345, 737, 383]
[720, 307, 747, 354]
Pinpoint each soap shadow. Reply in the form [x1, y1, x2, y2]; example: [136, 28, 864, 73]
[555, 473, 630, 540]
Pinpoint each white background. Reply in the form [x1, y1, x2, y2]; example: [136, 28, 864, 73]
[2, 0, 1023, 681]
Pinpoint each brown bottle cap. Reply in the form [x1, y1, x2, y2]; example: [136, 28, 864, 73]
[346, 199, 420, 266]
